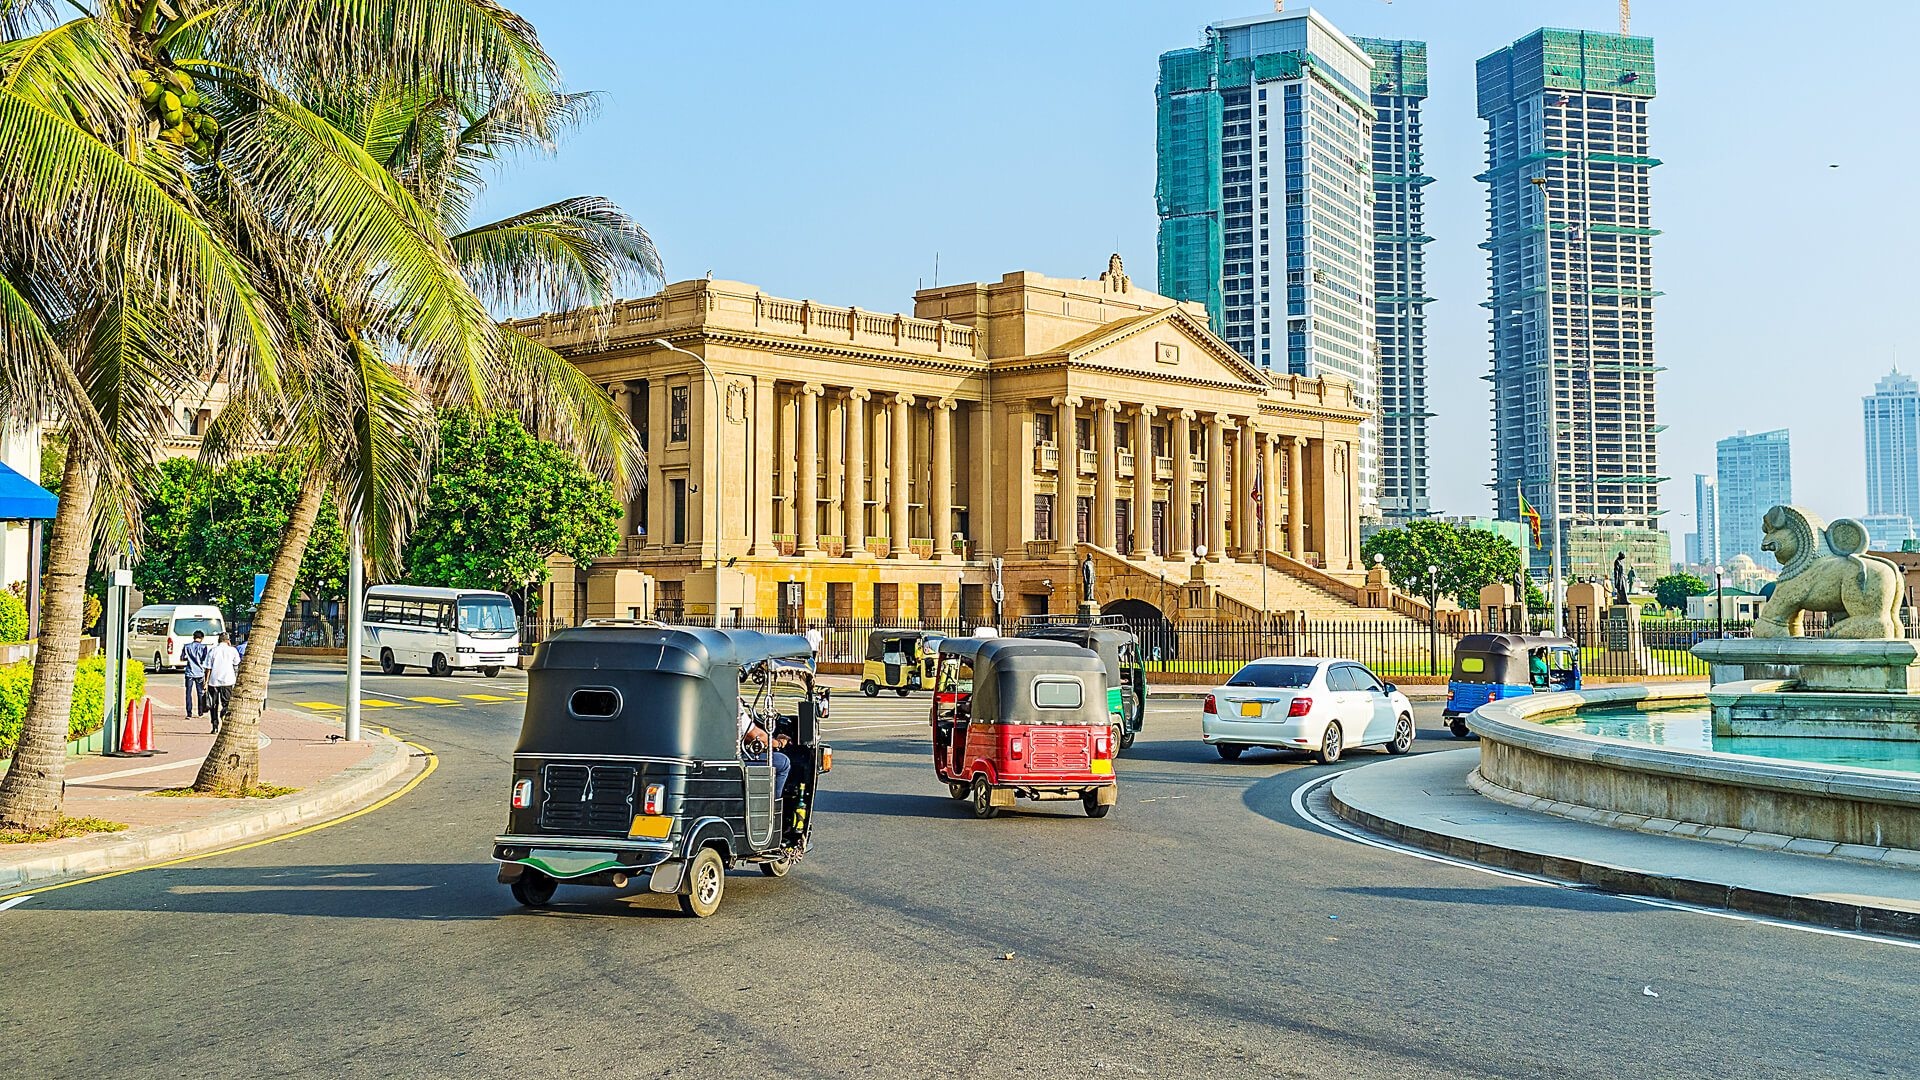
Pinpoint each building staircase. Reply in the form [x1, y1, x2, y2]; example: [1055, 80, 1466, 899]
[1077, 545, 1431, 627]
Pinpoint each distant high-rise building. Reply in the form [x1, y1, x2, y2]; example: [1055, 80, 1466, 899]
[1864, 369, 1920, 523]
[1693, 473, 1718, 566]
[1354, 36, 1433, 524]
[1717, 429, 1792, 567]
[1156, 8, 1381, 517]
[1859, 513, 1916, 551]
[1478, 29, 1662, 565]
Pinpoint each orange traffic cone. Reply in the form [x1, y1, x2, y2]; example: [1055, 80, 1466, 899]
[139, 698, 155, 755]
[119, 698, 153, 756]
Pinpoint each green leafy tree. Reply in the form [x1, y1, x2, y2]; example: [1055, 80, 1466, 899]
[1362, 520, 1526, 609]
[1653, 572, 1711, 613]
[402, 410, 621, 595]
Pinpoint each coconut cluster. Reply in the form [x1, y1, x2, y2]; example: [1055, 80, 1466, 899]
[133, 66, 217, 151]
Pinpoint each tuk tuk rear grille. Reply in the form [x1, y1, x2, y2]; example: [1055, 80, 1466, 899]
[539, 764, 638, 833]
[1026, 730, 1092, 771]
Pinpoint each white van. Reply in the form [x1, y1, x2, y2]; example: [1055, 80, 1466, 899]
[127, 604, 227, 672]
[360, 585, 519, 677]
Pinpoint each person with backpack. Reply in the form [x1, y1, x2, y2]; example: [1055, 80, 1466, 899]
[180, 630, 212, 720]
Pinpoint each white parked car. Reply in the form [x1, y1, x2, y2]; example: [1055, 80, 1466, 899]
[1201, 657, 1415, 763]
[127, 604, 226, 672]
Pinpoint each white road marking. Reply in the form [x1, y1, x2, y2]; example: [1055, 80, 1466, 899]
[1289, 770, 1920, 953]
[0, 895, 32, 913]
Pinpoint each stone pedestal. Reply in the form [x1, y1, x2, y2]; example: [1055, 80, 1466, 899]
[1478, 584, 1523, 633]
[1692, 638, 1920, 740]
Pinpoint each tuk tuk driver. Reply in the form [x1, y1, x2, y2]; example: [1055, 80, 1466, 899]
[1529, 648, 1551, 689]
[738, 694, 792, 796]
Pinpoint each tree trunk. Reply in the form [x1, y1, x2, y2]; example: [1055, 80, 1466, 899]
[194, 462, 329, 793]
[0, 445, 99, 831]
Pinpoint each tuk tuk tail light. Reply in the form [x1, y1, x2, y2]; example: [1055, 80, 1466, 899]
[642, 783, 666, 816]
[1009, 737, 1025, 759]
[510, 778, 533, 809]
[1287, 697, 1313, 718]
[1093, 734, 1110, 759]
[821, 746, 833, 773]
[1202, 694, 1217, 715]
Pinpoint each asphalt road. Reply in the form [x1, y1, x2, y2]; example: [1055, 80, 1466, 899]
[4, 661, 1918, 1079]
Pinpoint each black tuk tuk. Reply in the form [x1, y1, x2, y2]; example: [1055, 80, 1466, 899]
[861, 627, 937, 696]
[1015, 623, 1147, 751]
[1443, 633, 1581, 737]
[494, 625, 831, 917]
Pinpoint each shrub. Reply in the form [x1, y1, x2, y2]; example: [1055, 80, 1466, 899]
[0, 656, 146, 757]
[0, 590, 25, 644]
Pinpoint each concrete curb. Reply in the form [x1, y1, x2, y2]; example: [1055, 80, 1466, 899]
[1324, 768, 1920, 941]
[0, 730, 420, 892]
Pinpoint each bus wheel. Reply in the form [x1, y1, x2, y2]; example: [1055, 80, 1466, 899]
[379, 648, 402, 675]
[430, 653, 451, 677]
[861, 680, 879, 698]
[480, 666, 501, 678]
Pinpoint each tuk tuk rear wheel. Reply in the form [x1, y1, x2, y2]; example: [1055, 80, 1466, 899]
[861, 680, 879, 697]
[1082, 790, 1111, 818]
[1448, 717, 1470, 739]
[760, 854, 792, 878]
[510, 870, 556, 908]
[678, 847, 726, 917]
[895, 687, 910, 697]
[970, 776, 999, 819]
[947, 781, 969, 800]
[1119, 728, 1137, 751]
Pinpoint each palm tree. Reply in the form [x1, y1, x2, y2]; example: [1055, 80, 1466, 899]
[192, 83, 658, 792]
[0, 0, 566, 829]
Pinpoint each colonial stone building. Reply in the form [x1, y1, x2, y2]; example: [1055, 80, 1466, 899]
[514, 258, 1393, 625]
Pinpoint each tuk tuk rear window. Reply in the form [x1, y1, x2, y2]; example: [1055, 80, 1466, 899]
[1032, 677, 1083, 709]
[568, 688, 621, 718]
[1226, 663, 1316, 689]
[1459, 658, 1485, 674]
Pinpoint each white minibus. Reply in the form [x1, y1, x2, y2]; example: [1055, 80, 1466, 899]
[361, 586, 519, 677]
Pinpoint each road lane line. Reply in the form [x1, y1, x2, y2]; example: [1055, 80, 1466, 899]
[1289, 771, 1920, 953]
[297, 701, 343, 711]
[407, 696, 460, 705]
[0, 895, 32, 914]
[461, 694, 513, 702]
[0, 740, 440, 905]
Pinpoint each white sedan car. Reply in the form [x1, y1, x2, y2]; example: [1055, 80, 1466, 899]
[1201, 657, 1415, 763]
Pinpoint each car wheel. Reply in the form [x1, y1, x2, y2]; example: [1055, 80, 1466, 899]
[379, 648, 401, 675]
[1216, 743, 1244, 761]
[861, 681, 879, 698]
[947, 781, 970, 800]
[677, 846, 726, 917]
[430, 653, 451, 677]
[1387, 714, 1415, 755]
[760, 854, 792, 878]
[153, 652, 165, 673]
[1315, 722, 1343, 765]
[1448, 717, 1470, 739]
[510, 870, 556, 908]
[970, 775, 999, 820]
[896, 687, 911, 697]
[1082, 790, 1111, 818]
[480, 666, 501, 678]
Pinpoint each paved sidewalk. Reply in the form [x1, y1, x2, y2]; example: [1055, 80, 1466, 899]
[0, 678, 420, 891]
[1326, 747, 1920, 939]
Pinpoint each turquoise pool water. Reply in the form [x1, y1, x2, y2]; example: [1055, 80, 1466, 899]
[1541, 705, 1920, 777]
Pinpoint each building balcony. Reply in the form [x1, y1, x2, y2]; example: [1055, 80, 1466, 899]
[1117, 449, 1135, 478]
[1026, 539, 1058, 559]
[1035, 442, 1060, 472]
[865, 537, 891, 559]
[773, 533, 798, 557]
[820, 535, 846, 558]
[1154, 456, 1174, 481]
[1077, 449, 1097, 476]
[908, 537, 935, 559]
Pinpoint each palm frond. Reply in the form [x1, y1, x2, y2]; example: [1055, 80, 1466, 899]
[333, 335, 434, 572]
[0, 16, 137, 137]
[491, 326, 643, 495]
[453, 195, 662, 315]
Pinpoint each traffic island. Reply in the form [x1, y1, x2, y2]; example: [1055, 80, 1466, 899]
[0, 691, 422, 892]
[1324, 748, 1920, 940]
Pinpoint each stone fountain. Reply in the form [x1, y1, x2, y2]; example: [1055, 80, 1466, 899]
[1692, 506, 1920, 739]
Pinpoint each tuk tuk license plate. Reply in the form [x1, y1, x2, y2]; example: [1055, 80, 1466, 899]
[1239, 701, 1264, 717]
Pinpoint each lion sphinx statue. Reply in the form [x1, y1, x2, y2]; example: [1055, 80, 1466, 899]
[1754, 505, 1904, 639]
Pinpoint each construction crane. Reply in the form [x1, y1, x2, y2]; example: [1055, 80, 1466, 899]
[1620, 0, 1631, 35]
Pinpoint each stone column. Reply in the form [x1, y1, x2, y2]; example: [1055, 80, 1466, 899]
[647, 378, 668, 546]
[931, 398, 956, 557]
[1054, 395, 1080, 502]
[778, 385, 797, 536]
[825, 390, 845, 547]
[890, 393, 913, 557]
[845, 389, 869, 554]
[611, 381, 634, 538]
[1286, 436, 1306, 559]
[1094, 401, 1117, 549]
[750, 377, 775, 554]
[1205, 414, 1228, 561]
[1171, 409, 1193, 559]
[1235, 421, 1255, 558]
[1131, 405, 1155, 558]
[1262, 433, 1282, 555]
[797, 383, 822, 555]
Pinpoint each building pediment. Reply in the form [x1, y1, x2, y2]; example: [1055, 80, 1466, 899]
[1010, 305, 1270, 389]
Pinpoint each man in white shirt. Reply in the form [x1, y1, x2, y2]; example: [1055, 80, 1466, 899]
[205, 632, 241, 733]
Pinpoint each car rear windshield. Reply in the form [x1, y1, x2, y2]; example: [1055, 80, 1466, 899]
[1226, 663, 1316, 689]
[457, 596, 518, 635]
[174, 617, 223, 637]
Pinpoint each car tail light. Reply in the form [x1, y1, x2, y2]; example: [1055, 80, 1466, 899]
[1009, 737, 1024, 758]
[1203, 694, 1217, 715]
[166, 636, 175, 657]
[1287, 697, 1313, 718]
[642, 783, 665, 815]
[510, 779, 533, 809]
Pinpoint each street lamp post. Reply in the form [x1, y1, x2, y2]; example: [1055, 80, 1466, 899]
[1427, 563, 1441, 676]
[1714, 564, 1726, 640]
[653, 339, 725, 624]
[345, 519, 363, 743]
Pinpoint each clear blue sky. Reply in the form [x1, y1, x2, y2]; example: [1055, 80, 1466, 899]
[476, 0, 1920, 537]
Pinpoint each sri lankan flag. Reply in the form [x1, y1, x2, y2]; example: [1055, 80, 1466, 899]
[1517, 485, 1541, 548]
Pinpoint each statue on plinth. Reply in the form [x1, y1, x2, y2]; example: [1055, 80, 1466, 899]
[1611, 553, 1630, 607]
[1755, 505, 1903, 639]
[1080, 555, 1096, 603]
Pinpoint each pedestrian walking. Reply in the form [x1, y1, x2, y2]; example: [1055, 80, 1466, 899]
[205, 631, 241, 733]
[804, 625, 823, 669]
[180, 630, 212, 719]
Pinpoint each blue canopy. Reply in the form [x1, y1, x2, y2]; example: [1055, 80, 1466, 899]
[0, 460, 56, 520]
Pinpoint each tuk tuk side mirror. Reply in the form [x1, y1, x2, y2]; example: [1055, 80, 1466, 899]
[796, 697, 818, 745]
